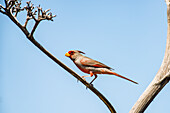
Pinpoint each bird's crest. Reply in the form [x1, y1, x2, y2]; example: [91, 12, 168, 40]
[77, 50, 85, 54]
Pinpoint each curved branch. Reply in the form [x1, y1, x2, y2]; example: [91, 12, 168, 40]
[9, 12, 116, 113]
[29, 38, 116, 113]
[129, 1, 170, 112]
[0, 1, 116, 113]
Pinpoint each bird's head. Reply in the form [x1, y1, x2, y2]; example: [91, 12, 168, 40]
[65, 50, 85, 61]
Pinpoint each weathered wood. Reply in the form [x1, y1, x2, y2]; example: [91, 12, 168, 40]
[129, 1, 170, 113]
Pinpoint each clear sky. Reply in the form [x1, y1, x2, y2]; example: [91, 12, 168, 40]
[1, 0, 170, 113]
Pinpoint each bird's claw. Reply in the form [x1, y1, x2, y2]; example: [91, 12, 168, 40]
[81, 76, 86, 81]
[90, 83, 93, 87]
[77, 76, 86, 83]
[86, 83, 93, 89]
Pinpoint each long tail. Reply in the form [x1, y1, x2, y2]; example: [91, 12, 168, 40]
[110, 72, 138, 84]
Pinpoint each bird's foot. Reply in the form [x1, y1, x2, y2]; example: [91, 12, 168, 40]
[90, 83, 94, 87]
[77, 79, 79, 83]
[86, 83, 93, 89]
[77, 76, 86, 83]
[81, 76, 86, 81]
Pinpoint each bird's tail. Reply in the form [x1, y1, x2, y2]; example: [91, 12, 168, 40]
[109, 71, 138, 84]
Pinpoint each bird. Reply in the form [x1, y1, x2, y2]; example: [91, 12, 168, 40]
[65, 50, 138, 84]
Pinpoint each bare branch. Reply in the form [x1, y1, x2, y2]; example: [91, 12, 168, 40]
[0, 1, 116, 113]
[0, 4, 6, 14]
[130, 1, 170, 112]
[0, 4, 6, 10]
[12, 1, 24, 17]
[23, 15, 32, 28]
[4, 0, 7, 7]
[154, 70, 170, 85]
[37, 5, 56, 21]
[44, 8, 51, 13]
[24, 1, 36, 21]
[29, 21, 40, 39]
[29, 37, 117, 113]
[8, 0, 15, 10]
[0, 9, 6, 15]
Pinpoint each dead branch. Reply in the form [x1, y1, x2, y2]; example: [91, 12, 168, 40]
[129, 0, 170, 112]
[0, 4, 6, 14]
[0, 0, 116, 113]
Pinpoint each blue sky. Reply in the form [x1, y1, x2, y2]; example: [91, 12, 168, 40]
[1, 0, 170, 113]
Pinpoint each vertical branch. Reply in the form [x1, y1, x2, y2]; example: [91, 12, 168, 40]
[129, 1, 170, 113]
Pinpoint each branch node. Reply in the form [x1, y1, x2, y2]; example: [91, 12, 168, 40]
[155, 71, 170, 85]
[6, 0, 16, 10]
[12, 1, 24, 17]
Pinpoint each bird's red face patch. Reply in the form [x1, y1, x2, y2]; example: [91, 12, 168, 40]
[68, 51, 75, 55]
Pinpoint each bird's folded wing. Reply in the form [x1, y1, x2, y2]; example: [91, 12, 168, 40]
[80, 57, 113, 70]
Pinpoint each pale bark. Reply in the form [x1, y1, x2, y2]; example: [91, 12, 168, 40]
[129, 1, 170, 113]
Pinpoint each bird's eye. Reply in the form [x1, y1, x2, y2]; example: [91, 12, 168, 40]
[68, 51, 74, 55]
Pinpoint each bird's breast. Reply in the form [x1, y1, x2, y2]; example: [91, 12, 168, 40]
[74, 57, 90, 74]
[75, 64, 90, 74]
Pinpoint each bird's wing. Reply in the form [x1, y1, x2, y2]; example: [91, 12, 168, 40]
[80, 57, 113, 70]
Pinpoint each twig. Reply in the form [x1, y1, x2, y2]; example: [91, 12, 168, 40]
[0, 10, 6, 15]
[4, 0, 7, 7]
[12, 1, 24, 17]
[8, 0, 15, 10]
[37, 5, 56, 21]
[29, 21, 40, 39]
[0, 5, 6, 14]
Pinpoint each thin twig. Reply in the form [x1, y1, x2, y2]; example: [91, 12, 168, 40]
[0, 9, 6, 14]
[29, 21, 40, 38]
[0, 4, 6, 14]
[8, 0, 15, 10]
[23, 17, 30, 28]
[4, 0, 7, 7]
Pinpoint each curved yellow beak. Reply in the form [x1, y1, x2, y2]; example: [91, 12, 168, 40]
[65, 52, 70, 57]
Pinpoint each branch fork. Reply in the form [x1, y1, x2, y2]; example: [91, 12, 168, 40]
[155, 71, 170, 85]
[1, 0, 56, 38]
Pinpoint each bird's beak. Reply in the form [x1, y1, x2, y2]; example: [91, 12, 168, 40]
[65, 52, 70, 57]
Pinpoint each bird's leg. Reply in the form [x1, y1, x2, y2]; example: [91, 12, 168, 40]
[82, 71, 94, 79]
[90, 74, 98, 84]
[78, 72, 93, 83]
[82, 71, 95, 87]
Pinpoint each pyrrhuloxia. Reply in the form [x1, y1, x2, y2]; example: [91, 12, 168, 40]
[65, 50, 138, 84]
